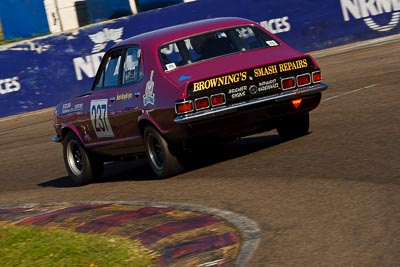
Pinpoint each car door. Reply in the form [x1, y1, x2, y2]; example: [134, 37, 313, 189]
[85, 48, 123, 148]
[112, 46, 145, 153]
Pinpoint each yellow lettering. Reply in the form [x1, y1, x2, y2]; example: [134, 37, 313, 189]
[279, 63, 287, 72]
[192, 71, 247, 92]
[253, 65, 277, 77]
[241, 71, 247, 81]
[279, 59, 308, 73]
[269, 65, 278, 74]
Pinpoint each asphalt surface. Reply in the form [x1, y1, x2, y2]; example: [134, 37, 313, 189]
[0, 35, 399, 266]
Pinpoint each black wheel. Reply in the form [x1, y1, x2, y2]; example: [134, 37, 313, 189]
[63, 132, 103, 186]
[277, 112, 310, 140]
[144, 126, 184, 178]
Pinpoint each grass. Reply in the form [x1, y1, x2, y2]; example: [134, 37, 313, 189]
[0, 21, 3, 43]
[0, 225, 158, 267]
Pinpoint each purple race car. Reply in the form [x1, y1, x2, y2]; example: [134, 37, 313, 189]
[52, 17, 328, 185]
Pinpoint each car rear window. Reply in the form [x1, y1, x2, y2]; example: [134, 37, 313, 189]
[159, 26, 280, 71]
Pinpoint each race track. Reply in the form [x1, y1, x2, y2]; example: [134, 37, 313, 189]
[1, 36, 399, 266]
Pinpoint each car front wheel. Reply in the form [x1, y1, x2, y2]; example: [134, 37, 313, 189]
[144, 126, 184, 178]
[63, 132, 103, 186]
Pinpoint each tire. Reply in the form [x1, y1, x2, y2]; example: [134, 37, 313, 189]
[144, 126, 184, 178]
[277, 112, 310, 140]
[63, 132, 104, 186]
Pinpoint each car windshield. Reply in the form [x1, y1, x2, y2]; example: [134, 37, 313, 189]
[159, 25, 280, 71]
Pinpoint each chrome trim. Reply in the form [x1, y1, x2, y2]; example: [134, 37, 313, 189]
[174, 82, 328, 124]
[52, 135, 61, 143]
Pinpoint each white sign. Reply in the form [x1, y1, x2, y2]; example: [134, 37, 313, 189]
[340, 0, 400, 32]
[90, 99, 114, 138]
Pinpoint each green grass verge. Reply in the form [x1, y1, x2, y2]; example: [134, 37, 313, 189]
[0, 225, 158, 267]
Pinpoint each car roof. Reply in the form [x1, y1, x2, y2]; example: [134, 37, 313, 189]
[114, 17, 258, 49]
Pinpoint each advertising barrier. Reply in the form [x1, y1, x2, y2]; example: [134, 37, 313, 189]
[1, 0, 399, 117]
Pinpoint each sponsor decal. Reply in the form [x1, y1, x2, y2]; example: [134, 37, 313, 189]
[190, 58, 309, 94]
[254, 58, 308, 77]
[260, 16, 291, 34]
[88, 28, 124, 53]
[249, 85, 258, 95]
[257, 79, 279, 92]
[340, 0, 400, 32]
[178, 75, 192, 82]
[143, 70, 155, 106]
[62, 103, 83, 114]
[226, 78, 280, 100]
[192, 72, 247, 92]
[116, 93, 133, 101]
[228, 85, 248, 99]
[90, 99, 114, 138]
[278, 59, 308, 72]
[0, 76, 21, 95]
[253, 65, 278, 78]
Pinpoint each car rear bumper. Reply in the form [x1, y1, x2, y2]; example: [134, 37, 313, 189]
[174, 82, 328, 124]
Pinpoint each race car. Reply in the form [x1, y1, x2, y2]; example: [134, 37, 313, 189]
[52, 17, 328, 185]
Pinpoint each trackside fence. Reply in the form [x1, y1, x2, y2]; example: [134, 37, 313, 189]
[0, 0, 399, 117]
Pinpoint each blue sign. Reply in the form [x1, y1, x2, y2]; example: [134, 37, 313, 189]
[0, 0, 49, 40]
[0, 0, 399, 117]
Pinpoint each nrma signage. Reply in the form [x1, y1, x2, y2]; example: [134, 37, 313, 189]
[340, 0, 400, 32]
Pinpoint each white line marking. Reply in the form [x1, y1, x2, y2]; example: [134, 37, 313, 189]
[322, 84, 379, 102]
[198, 259, 223, 266]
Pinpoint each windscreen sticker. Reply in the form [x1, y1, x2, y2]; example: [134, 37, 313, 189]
[266, 40, 279, 46]
[166, 63, 176, 71]
[90, 99, 114, 138]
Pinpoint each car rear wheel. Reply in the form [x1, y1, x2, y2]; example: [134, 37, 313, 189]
[63, 132, 103, 186]
[144, 126, 184, 178]
[277, 112, 310, 140]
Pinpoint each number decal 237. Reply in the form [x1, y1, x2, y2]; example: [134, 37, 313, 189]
[90, 99, 114, 137]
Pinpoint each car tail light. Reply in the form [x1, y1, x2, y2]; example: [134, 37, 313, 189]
[210, 93, 226, 107]
[312, 71, 322, 83]
[194, 97, 210, 110]
[297, 73, 311, 87]
[175, 100, 193, 114]
[281, 77, 295, 90]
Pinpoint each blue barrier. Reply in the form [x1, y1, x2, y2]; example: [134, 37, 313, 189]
[0, 0, 49, 40]
[0, 0, 399, 117]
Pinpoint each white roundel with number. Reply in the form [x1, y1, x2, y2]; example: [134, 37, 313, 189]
[90, 99, 114, 138]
